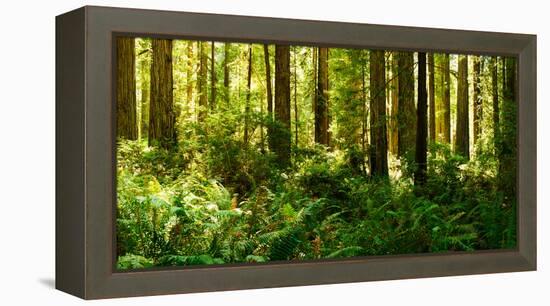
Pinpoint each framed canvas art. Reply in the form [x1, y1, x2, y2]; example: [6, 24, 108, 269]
[56, 6, 536, 299]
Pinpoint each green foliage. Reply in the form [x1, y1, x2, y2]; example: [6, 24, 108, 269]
[158, 255, 224, 266]
[117, 254, 154, 270]
[116, 131, 516, 268]
[116, 43, 517, 270]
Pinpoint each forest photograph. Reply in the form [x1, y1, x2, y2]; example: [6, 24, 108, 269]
[115, 36, 517, 270]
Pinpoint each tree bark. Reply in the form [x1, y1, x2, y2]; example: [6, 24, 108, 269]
[186, 41, 194, 106]
[369, 50, 389, 176]
[455, 55, 469, 159]
[389, 53, 399, 154]
[273, 45, 291, 167]
[149, 39, 176, 149]
[264, 45, 275, 152]
[436, 54, 451, 143]
[397, 51, 416, 157]
[210, 41, 217, 110]
[415, 52, 428, 185]
[500, 57, 517, 197]
[116, 37, 138, 140]
[473, 56, 483, 146]
[223, 43, 230, 103]
[264, 45, 273, 116]
[428, 53, 436, 142]
[312, 48, 318, 114]
[244, 45, 252, 144]
[139, 40, 150, 140]
[361, 52, 368, 158]
[435, 54, 443, 141]
[492, 57, 500, 153]
[197, 41, 208, 121]
[385, 56, 391, 148]
[315, 47, 330, 145]
[293, 47, 299, 148]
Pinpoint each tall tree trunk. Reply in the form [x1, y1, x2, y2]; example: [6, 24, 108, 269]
[500, 57, 517, 197]
[502, 57, 506, 98]
[197, 41, 208, 121]
[326, 53, 332, 147]
[273, 45, 291, 167]
[415, 52, 428, 185]
[244, 45, 252, 144]
[435, 53, 451, 143]
[361, 52, 368, 159]
[293, 47, 299, 148]
[397, 51, 416, 157]
[139, 40, 150, 140]
[149, 39, 176, 148]
[315, 47, 329, 145]
[455, 55, 469, 159]
[369, 50, 388, 176]
[223, 43, 230, 103]
[186, 42, 194, 105]
[492, 56, 500, 154]
[264, 45, 273, 115]
[428, 53, 436, 142]
[435, 54, 443, 141]
[441, 54, 451, 143]
[264, 45, 274, 152]
[389, 53, 399, 154]
[116, 37, 138, 140]
[385, 56, 391, 148]
[312, 48, 318, 114]
[473, 56, 483, 146]
[210, 41, 217, 110]
[434, 53, 445, 142]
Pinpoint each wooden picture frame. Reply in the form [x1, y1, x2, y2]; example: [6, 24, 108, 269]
[56, 5, 537, 299]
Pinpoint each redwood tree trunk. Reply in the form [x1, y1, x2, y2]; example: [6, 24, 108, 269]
[315, 47, 330, 145]
[435, 53, 451, 143]
[397, 51, 416, 157]
[500, 57, 517, 196]
[439, 54, 451, 143]
[369, 50, 388, 176]
[428, 53, 436, 142]
[186, 42, 194, 105]
[273, 45, 291, 167]
[492, 57, 500, 153]
[264, 45, 273, 115]
[455, 55, 469, 159]
[293, 47, 299, 147]
[197, 41, 208, 121]
[361, 52, 369, 158]
[389, 53, 399, 154]
[139, 40, 150, 140]
[312, 48, 317, 114]
[210, 41, 217, 110]
[116, 37, 138, 140]
[224, 43, 231, 103]
[264, 45, 275, 152]
[473, 56, 483, 146]
[415, 52, 428, 185]
[244, 45, 252, 144]
[149, 39, 176, 149]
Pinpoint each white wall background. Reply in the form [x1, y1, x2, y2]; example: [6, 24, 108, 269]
[0, 0, 546, 304]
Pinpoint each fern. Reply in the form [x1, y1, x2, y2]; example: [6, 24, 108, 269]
[259, 228, 302, 261]
[117, 254, 154, 270]
[245, 255, 268, 263]
[326, 246, 365, 258]
[158, 254, 224, 266]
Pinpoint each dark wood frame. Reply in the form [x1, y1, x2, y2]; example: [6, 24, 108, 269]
[56, 5, 537, 300]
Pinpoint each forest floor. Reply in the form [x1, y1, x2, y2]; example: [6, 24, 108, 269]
[115, 139, 516, 270]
